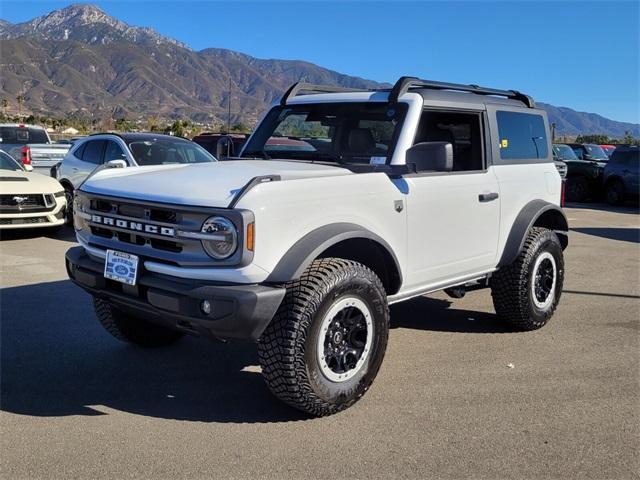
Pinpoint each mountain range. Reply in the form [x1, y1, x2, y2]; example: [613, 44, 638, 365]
[1, 3, 638, 137]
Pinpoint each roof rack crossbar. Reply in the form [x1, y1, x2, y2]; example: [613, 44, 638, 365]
[280, 82, 368, 105]
[389, 76, 535, 108]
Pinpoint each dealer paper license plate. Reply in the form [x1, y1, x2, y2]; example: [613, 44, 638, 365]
[104, 250, 139, 286]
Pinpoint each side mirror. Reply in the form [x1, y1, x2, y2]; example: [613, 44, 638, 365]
[406, 142, 453, 172]
[24, 164, 34, 172]
[105, 159, 127, 169]
[216, 136, 235, 160]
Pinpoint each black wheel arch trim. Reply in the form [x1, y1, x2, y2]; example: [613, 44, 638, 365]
[265, 222, 403, 290]
[497, 200, 568, 268]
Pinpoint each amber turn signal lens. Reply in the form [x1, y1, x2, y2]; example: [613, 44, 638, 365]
[246, 222, 255, 251]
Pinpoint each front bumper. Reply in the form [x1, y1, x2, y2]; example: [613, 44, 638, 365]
[65, 246, 285, 342]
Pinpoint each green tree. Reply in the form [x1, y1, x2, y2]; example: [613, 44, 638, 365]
[230, 122, 250, 133]
[114, 118, 134, 132]
[575, 134, 610, 144]
[166, 120, 185, 137]
[621, 130, 639, 145]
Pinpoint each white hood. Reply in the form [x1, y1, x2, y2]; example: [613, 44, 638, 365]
[80, 160, 352, 207]
[0, 169, 63, 194]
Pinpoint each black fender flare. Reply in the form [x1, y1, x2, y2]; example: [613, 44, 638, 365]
[497, 200, 568, 268]
[265, 222, 402, 286]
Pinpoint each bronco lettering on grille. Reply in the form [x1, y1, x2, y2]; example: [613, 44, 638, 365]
[91, 214, 175, 237]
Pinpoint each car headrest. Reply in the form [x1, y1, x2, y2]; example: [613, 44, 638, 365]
[348, 128, 375, 152]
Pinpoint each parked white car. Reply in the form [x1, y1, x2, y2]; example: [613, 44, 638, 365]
[0, 151, 67, 230]
[66, 77, 568, 416]
[56, 133, 216, 223]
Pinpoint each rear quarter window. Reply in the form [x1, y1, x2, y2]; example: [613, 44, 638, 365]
[496, 111, 549, 160]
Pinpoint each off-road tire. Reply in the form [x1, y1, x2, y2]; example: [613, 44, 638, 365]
[605, 179, 625, 206]
[491, 227, 564, 331]
[566, 176, 589, 202]
[258, 258, 389, 416]
[93, 297, 184, 347]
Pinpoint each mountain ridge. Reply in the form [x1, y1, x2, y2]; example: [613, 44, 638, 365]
[1, 4, 638, 137]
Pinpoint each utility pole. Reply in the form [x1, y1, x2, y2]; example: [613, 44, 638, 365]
[227, 76, 231, 134]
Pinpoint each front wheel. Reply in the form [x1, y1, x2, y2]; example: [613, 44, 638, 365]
[258, 258, 389, 416]
[605, 180, 625, 206]
[491, 227, 564, 331]
[63, 186, 74, 226]
[566, 176, 589, 202]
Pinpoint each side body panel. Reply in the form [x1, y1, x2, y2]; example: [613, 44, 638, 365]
[236, 172, 409, 283]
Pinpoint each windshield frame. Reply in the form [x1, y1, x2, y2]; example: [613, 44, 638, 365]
[241, 102, 409, 166]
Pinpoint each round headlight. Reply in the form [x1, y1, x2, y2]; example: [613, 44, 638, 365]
[201, 216, 238, 259]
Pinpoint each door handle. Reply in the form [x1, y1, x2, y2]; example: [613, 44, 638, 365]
[72, 167, 79, 171]
[479, 192, 499, 202]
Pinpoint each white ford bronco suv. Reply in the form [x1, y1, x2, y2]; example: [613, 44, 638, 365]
[66, 77, 568, 416]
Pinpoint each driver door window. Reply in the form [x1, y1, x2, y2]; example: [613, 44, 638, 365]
[404, 109, 500, 288]
[103, 140, 127, 164]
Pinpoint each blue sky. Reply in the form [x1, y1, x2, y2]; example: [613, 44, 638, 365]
[2, 1, 639, 123]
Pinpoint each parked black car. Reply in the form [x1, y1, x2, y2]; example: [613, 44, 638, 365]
[554, 143, 607, 202]
[192, 133, 248, 158]
[603, 146, 639, 205]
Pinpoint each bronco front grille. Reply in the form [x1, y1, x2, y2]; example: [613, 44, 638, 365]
[77, 192, 253, 268]
[79, 193, 219, 266]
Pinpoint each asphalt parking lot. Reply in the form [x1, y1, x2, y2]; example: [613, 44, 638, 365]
[1, 204, 638, 479]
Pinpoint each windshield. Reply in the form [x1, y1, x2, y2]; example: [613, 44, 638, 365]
[585, 144, 608, 160]
[553, 144, 578, 160]
[126, 138, 216, 166]
[242, 103, 408, 164]
[0, 151, 23, 171]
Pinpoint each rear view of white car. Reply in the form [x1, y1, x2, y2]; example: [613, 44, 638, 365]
[0, 151, 67, 230]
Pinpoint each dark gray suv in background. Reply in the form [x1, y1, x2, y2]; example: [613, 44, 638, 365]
[603, 146, 639, 205]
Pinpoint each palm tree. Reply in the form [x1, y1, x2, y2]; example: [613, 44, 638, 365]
[16, 95, 25, 119]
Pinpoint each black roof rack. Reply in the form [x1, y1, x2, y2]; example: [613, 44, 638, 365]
[389, 76, 535, 108]
[280, 82, 370, 106]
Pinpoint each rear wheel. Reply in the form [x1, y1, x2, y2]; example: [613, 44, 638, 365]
[566, 176, 589, 202]
[491, 227, 564, 331]
[258, 258, 389, 416]
[605, 179, 625, 206]
[93, 297, 184, 347]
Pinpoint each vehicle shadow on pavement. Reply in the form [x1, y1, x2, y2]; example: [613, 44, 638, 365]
[565, 202, 640, 215]
[0, 280, 307, 423]
[0, 226, 77, 242]
[571, 227, 640, 244]
[390, 296, 516, 334]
